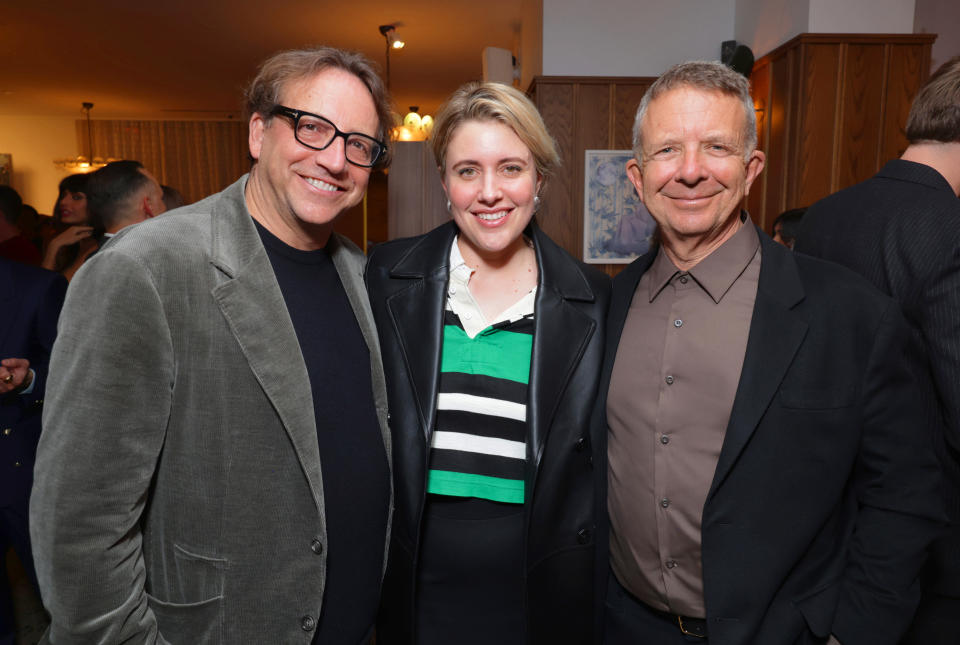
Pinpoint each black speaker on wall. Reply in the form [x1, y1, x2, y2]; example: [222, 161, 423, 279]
[721, 40, 755, 78]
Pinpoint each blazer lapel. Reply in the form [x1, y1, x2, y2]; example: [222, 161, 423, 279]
[527, 227, 599, 474]
[707, 234, 808, 499]
[207, 178, 325, 513]
[385, 223, 455, 441]
[0, 262, 15, 347]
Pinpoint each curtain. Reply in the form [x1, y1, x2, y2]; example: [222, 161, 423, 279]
[78, 119, 249, 205]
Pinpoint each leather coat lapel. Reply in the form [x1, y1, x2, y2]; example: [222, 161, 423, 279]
[528, 226, 599, 475]
[707, 234, 807, 499]
[385, 224, 455, 441]
[207, 177, 325, 512]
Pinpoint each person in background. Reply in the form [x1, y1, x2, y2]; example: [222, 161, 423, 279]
[161, 184, 186, 211]
[771, 207, 805, 249]
[41, 174, 95, 280]
[367, 82, 610, 645]
[796, 55, 960, 645]
[0, 256, 66, 645]
[30, 46, 393, 644]
[0, 186, 41, 265]
[602, 60, 942, 645]
[85, 160, 166, 244]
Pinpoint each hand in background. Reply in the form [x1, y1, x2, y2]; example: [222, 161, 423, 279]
[0, 358, 33, 394]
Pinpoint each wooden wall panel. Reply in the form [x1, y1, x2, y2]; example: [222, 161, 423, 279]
[536, 82, 576, 256]
[747, 62, 770, 223]
[881, 44, 927, 162]
[749, 33, 935, 227]
[796, 43, 841, 207]
[836, 44, 885, 189]
[613, 84, 649, 150]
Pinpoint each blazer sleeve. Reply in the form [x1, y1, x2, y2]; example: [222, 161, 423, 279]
[832, 302, 946, 645]
[24, 272, 67, 401]
[30, 251, 174, 645]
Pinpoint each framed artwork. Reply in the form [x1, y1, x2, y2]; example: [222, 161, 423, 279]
[0, 154, 11, 186]
[582, 149, 656, 264]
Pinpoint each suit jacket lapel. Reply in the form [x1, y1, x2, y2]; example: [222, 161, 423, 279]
[385, 223, 455, 441]
[0, 262, 15, 347]
[207, 177, 325, 513]
[707, 234, 808, 499]
[527, 226, 600, 476]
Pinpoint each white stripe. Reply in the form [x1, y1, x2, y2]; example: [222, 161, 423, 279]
[431, 431, 526, 459]
[437, 392, 527, 421]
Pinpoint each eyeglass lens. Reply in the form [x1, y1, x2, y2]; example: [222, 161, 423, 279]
[295, 113, 381, 166]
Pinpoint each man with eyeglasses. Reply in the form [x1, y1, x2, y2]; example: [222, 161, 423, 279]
[31, 47, 393, 644]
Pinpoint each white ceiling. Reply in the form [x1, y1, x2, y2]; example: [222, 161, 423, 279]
[1, 0, 524, 120]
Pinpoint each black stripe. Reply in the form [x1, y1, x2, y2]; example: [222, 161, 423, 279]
[443, 309, 536, 336]
[439, 372, 528, 405]
[436, 410, 526, 443]
[429, 449, 526, 481]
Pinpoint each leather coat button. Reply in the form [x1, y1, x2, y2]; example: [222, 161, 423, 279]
[575, 437, 586, 452]
[577, 528, 591, 544]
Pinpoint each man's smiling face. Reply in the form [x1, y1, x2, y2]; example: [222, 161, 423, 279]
[627, 86, 764, 252]
[246, 67, 378, 249]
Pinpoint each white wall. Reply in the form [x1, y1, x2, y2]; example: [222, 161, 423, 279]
[914, 0, 960, 71]
[542, 0, 737, 77]
[0, 115, 79, 212]
[735, 0, 809, 58]
[808, 0, 915, 33]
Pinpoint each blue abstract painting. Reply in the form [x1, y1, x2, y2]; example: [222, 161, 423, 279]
[583, 150, 656, 264]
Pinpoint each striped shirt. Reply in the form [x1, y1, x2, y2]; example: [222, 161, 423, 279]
[426, 238, 536, 504]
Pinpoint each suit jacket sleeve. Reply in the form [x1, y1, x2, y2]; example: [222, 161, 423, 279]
[31, 252, 174, 645]
[833, 302, 945, 645]
[922, 248, 960, 453]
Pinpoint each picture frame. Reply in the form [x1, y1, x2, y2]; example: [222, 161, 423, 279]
[582, 149, 656, 264]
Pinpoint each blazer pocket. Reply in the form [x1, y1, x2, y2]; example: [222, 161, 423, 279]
[170, 543, 228, 604]
[779, 385, 858, 410]
[146, 592, 223, 645]
[792, 580, 840, 639]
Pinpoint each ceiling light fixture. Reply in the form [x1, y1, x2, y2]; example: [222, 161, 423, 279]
[53, 102, 112, 174]
[394, 106, 434, 142]
[379, 24, 405, 90]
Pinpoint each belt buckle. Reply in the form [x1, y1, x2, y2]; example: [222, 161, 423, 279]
[677, 615, 707, 638]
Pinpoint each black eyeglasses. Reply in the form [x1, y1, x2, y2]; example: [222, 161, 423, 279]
[270, 105, 386, 168]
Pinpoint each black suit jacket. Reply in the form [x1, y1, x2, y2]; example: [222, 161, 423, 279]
[796, 159, 960, 595]
[0, 257, 66, 507]
[600, 229, 943, 645]
[366, 221, 611, 644]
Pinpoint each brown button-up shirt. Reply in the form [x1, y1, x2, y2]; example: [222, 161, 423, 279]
[607, 220, 761, 618]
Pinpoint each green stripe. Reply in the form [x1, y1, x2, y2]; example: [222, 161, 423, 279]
[441, 325, 532, 384]
[427, 469, 525, 504]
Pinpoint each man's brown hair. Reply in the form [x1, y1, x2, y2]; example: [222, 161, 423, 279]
[905, 55, 960, 144]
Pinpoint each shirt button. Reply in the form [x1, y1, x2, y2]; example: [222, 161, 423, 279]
[679, 276, 689, 284]
[660, 498, 670, 508]
[666, 560, 678, 569]
[449, 287, 457, 295]
[660, 435, 670, 444]
[301, 615, 316, 631]
[464, 312, 472, 320]
[310, 539, 323, 555]
[665, 375, 674, 385]
[674, 319, 683, 328]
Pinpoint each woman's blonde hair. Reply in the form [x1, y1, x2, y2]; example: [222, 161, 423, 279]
[431, 82, 560, 181]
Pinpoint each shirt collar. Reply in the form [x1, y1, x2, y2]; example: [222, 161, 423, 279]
[647, 213, 760, 304]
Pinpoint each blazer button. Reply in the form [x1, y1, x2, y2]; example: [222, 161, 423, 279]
[577, 528, 591, 544]
[14, 461, 22, 468]
[310, 539, 323, 555]
[2, 428, 11, 436]
[575, 437, 586, 452]
[301, 615, 316, 631]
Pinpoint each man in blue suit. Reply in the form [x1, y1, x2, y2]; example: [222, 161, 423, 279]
[0, 256, 66, 644]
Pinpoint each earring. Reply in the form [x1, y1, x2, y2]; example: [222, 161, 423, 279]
[446, 199, 452, 213]
[533, 195, 541, 212]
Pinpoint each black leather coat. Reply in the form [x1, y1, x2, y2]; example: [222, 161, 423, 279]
[365, 221, 610, 645]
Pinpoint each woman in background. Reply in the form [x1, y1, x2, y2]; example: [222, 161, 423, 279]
[367, 82, 610, 645]
[42, 173, 96, 280]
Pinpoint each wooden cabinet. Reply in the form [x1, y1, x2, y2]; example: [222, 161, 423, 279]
[749, 33, 935, 230]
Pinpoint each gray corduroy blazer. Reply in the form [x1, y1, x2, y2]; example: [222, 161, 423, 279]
[30, 175, 392, 644]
